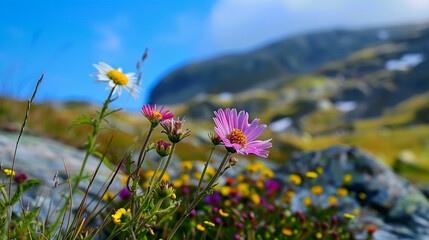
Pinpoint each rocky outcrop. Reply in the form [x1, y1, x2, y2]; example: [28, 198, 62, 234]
[278, 146, 429, 240]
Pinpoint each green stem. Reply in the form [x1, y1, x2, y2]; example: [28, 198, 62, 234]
[166, 152, 230, 240]
[201, 231, 207, 240]
[214, 222, 222, 240]
[196, 145, 215, 194]
[50, 86, 116, 234]
[0, 187, 8, 202]
[136, 127, 155, 173]
[74, 86, 116, 191]
[142, 157, 165, 207]
[157, 143, 176, 182]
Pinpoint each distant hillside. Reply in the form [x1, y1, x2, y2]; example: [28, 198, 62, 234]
[149, 24, 422, 104]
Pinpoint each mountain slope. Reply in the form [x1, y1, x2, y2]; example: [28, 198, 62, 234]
[150, 24, 422, 104]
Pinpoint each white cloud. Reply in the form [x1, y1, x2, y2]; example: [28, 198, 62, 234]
[208, 0, 429, 52]
[94, 15, 129, 51]
[96, 26, 121, 51]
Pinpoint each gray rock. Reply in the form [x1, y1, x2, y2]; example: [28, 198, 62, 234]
[277, 146, 429, 240]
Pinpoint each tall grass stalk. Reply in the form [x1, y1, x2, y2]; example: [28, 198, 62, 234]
[8, 74, 43, 237]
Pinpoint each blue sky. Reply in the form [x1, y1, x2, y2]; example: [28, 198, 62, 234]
[1, 0, 429, 112]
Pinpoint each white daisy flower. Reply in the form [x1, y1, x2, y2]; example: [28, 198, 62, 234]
[91, 62, 140, 98]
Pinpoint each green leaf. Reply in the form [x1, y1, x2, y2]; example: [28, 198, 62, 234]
[157, 202, 181, 225]
[68, 115, 93, 130]
[10, 179, 42, 206]
[125, 154, 134, 173]
[103, 108, 122, 118]
[21, 179, 42, 192]
[92, 151, 118, 174]
[20, 207, 39, 229]
[10, 185, 23, 206]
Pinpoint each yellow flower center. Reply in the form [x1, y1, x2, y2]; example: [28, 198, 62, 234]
[227, 128, 247, 148]
[107, 70, 128, 85]
[153, 111, 162, 119]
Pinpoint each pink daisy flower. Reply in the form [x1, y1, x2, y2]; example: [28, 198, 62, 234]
[142, 104, 174, 127]
[213, 108, 272, 158]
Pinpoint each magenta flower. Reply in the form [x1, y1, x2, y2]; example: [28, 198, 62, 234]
[155, 140, 172, 157]
[141, 104, 174, 127]
[213, 108, 272, 158]
[160, 117, 191, 143]
[205, 191, 221, 205]
[266, 179, 281, 191]
[119, 188, 131, 200]
[15, 173, 28, 183]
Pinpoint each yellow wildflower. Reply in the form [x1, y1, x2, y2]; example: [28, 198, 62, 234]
[286, 190, 295, 198]
[180, 174, 190, 181]
[303, 197, 312, 206]
[343, 174, 353, 184]
[121, 176, 129, 185]
[172, 179, 183, 188]
[289, 174, 302, 185]
[337, 188, 348, 197]
[262, 168, 275, 178]
[171, 193, 176, 200]
[102, 192, 114, 201]
[316, 232, 323, 239]
[328, 196, 338, 205]
[316, 167, 324, 174]
[160, 173, 170, 181]
[205, 168, 216, 177]
[311, 186, 323, 195]
[254, 161, 264, 169]
[344, 213, 355, 219]
[282, 228, 293, 236]
[224, 200, 231, 206]
[359, 192, 367, 200]
[352, 209, 360, 215]
[144, 170, 154, 178]
[204, 221, 215, 227]
[3, 169, 15, 176]
[181, 161, 193, 171]
[193, 172, 202, 180]
[219, 209, 229, 217]
[306, 171, 318, 178]
[111, 208, 130, 224]
[245, 164, 258, 173]
[249, 193, 261, 205]
[237, 173, 246, 182]
[237, 183, 250, 196]
[220, 186, 231, 196]
[196, 224, 205, 231]
[256, 180, 264, 189]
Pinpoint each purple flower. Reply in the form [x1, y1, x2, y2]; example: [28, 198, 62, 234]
[155, 140, 172, 157]
[213, 108, 272, 158]
[182, 187, 190, 195]
[190, 209, 196, 217]
[215, 217, 221, 224]
[15, 173, 28, 183]
[161, 117, 191, 143]
[266, 204, 275, 211]
[142, 104, 174, 125]
[266, 179, 280, 191]
[205, 191, 221, 205]
[237, 222, 243, 229]
[234, 234, 240, 240]
[119, 188, 131, 200]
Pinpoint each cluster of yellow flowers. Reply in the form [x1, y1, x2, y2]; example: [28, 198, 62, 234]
[111, 208, 130, 224]
[3, 169, 15, 176]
